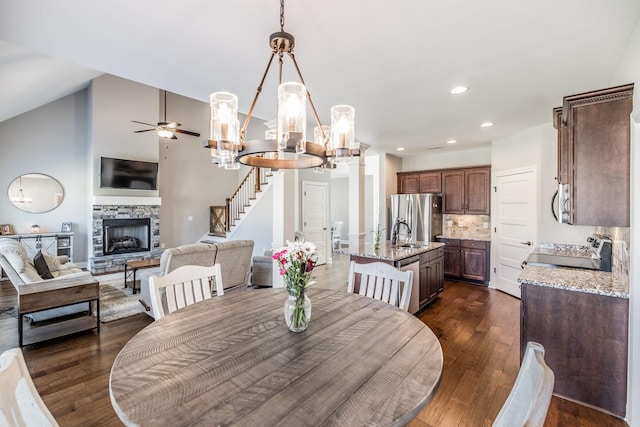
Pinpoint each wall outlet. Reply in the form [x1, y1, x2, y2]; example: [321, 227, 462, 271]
[483, 222, 489, 228]
[458, 220, 464, 227]
[447, 220, 453, 227]
[161, 243, 166, 249]
[188, 216, 193, 221]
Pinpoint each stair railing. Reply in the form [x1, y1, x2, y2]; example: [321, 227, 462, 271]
[225, 167, 270, 232]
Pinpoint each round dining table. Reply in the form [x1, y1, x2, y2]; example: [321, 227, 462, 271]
[109, 287, 443, 426]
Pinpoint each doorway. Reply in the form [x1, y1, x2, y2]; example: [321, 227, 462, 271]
[302, 181, 329, 265]
[493, 166, 538, 298]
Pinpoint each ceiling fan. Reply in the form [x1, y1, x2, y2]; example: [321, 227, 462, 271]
[132, 90, 200, 139]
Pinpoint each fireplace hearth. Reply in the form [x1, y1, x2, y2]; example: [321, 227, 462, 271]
[103, 218, 150, 255]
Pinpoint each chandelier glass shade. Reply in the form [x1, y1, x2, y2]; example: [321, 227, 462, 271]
[205, 0, 358, 170]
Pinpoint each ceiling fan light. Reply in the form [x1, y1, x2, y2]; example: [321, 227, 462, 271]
[157, 129, 174, 139]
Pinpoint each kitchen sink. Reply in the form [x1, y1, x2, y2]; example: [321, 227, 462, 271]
[393, 243, 426, 249]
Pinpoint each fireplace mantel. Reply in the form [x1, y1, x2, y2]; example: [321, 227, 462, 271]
[92, 196, 161, 206]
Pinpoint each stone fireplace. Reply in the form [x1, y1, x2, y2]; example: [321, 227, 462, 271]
[90, 202, 161, 274]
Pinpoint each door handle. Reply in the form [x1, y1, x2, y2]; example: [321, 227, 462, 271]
[520, 241, 532, 246]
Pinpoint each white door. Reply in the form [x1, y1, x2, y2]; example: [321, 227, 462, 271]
[493, 166, 538, 298]
[302, 181, 328, 265]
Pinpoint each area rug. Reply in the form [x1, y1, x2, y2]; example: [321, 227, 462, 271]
[0, 274, 146, 323]
[97, 273, 147, 322]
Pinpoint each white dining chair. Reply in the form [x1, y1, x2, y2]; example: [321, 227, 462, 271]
[149, 264, 224, 319]
[332, 221, 343, 252]
[347, 261, 413, 311]
[493, 341, 555, 427]
[0, 347, 59, 427]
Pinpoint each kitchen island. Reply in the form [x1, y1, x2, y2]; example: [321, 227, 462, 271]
[518, 264, 629, 417]
[350, 241, 445, 314]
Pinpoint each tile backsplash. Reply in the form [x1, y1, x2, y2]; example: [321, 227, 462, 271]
[442, 215, 491, 240]
[596, 226, 630, 287]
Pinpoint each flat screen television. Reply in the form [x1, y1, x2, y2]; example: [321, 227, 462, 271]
[100, 157, 158, 190]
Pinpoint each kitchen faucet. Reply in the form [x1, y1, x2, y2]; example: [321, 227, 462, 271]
[391, 219, 412, 246]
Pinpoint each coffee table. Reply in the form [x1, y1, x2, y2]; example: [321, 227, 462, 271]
[124, 258, 160, 294]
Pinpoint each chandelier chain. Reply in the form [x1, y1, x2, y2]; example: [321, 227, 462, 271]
[280, 0, 285, 31]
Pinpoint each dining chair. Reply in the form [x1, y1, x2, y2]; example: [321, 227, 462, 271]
[0, 347, 59, 427]
[493, 341, 555, 427]
[149, 264, 224, 319]
[332, 221, 343, 252]
[347, 261, 413, 311]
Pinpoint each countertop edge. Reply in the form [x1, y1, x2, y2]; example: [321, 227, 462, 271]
[517, 265, 629, 299]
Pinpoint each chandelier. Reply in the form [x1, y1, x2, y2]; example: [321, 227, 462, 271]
[205, 0, 359, 170]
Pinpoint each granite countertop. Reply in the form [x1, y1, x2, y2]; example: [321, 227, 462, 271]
[436, 235, 491, 242]
[349, 241, 445, 263]
[518, 265, 628, 299]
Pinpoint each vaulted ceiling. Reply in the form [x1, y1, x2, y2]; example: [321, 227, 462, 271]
[1, 0, 638, 157]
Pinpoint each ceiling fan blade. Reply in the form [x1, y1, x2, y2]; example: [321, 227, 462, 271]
[175, 129, 201, 137]
[134, 129, 156, 133]
[132, 120, 157, 127]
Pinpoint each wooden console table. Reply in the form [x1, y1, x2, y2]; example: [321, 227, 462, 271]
[124, 258, 161, 294]
[18, 275, 100, 346]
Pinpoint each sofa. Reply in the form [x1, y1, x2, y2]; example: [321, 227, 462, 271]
[0, 238, 100, 346]
[138, 239, 254, 318]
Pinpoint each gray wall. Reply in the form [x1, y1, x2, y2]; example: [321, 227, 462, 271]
[0, 90, 91, 259]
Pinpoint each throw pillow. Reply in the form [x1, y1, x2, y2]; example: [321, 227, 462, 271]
[33, 250, 54, 279]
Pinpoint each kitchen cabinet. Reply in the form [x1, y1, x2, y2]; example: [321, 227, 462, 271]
[441, 166, 490, 214]
[419, 247, 444, 307]
[437, 237, 489, 284]
[397, 171, 442, 194]
[521, 282, 628, 417]
[553, 83, 633, 226]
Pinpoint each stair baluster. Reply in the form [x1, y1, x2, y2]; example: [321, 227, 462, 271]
[224, 167, 269, 232]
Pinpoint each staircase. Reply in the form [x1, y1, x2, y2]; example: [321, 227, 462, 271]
[206, 167, 273, 241]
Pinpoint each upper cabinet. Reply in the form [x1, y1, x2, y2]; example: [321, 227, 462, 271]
[397, 171, 442, 194]
[442, 167, 491, 214]
[397, 166, 490, 215]
[554, 84, 633, 226]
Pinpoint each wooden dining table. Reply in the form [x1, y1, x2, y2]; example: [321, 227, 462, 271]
[109, 287, 443, 426]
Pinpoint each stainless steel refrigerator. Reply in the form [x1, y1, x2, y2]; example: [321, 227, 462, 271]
[389, 193, 443, 243]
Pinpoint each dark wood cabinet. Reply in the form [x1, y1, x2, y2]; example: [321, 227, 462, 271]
[419, 171, 442, 193]
[553, 84, 633, 226]
[441, 167, 490, 214]
[397, 173, 420, 194]
[437, 238, 489, 285]
[419, 247, 444, 308]
[397, 171, 442, 194]
[521, 283, 628, 417]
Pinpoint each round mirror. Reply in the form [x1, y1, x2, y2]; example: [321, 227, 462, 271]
[7, 173, 64, 213]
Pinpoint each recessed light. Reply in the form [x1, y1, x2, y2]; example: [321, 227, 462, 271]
[447, 139, 457, 144]
[450, 86, 468, 95]
[397, 147, 405, 151]
[480, 122, 494, 128]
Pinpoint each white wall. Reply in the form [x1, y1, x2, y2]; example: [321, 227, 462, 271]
[402, 145, 492, 171]
[491, 123, 595, 246]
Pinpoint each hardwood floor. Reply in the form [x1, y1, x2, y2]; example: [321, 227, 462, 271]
[0, 254, 628, 426]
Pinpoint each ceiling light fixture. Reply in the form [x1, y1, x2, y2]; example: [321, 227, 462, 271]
[480, 121, 494, 127]
[447, 139, 457, 144]
[449, 86, 468, 95]
[205, 0, 359, 170]
[397, 147, 405, 151]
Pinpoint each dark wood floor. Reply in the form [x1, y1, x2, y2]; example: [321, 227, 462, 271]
[0, 253, 628, 426]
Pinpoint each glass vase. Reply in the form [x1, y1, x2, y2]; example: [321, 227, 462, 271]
[284, 290, 312, 332]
